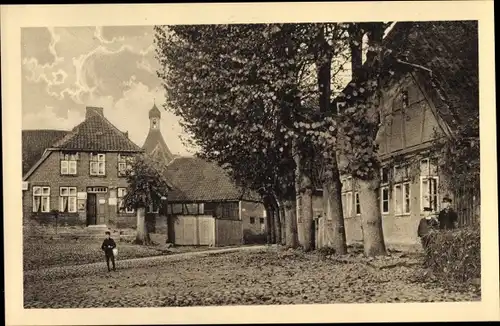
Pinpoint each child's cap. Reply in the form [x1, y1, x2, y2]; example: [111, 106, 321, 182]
[105, 231, 111, 235]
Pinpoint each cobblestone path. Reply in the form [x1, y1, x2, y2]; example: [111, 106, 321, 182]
[24, 247, 480, 308]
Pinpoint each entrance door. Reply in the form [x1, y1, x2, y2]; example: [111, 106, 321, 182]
[86, 194, 97, 226]
[96, 194, 107, 225]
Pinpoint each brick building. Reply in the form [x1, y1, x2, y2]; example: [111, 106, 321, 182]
[316, 21, 479, 246]
[22, 106, 144, 228]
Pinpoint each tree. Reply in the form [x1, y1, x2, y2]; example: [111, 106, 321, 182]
[334, 22, 395, 256]
[154, 23, 351, 251]
[123, 154, 171, 245]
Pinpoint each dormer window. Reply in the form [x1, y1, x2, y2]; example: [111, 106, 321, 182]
[60, 152, 78, 175]
[90, 153, 106, 176]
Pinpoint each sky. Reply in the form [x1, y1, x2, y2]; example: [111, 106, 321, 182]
[21, 23, 395, 157]
[21, 26, 194, 156]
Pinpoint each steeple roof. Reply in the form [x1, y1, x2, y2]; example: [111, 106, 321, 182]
[149, 103, 161, 119]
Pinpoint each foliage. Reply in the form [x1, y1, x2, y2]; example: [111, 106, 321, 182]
[154, 24, 349, 202]
[423, 224, 481, 285]
[123, 154, 171, 210]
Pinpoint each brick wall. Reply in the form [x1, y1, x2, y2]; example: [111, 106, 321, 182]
[23, 151, 137, 228]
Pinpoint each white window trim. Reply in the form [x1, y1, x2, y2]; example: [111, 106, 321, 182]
[380, 186, 390, 215]
[60, 153, 78, 175]
[33, 186, 51, 213]
[393, 182, 411, 217]
[90, 153, 106, 176]
[420, 176, 440, 213]
[59, 187, 77, 213]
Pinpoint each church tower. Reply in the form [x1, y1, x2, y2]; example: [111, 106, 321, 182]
[142, 102, 175, 165]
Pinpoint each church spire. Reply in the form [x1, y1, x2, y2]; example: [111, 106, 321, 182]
[149, 101, 161, 130]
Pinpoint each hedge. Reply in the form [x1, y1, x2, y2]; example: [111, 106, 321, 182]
[423, 224, 480, 283]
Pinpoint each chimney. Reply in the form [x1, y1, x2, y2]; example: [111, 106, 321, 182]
[85, 106, 104, 119]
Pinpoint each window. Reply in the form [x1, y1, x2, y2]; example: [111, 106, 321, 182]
[250, 217, 255, 224]
[170, 204, 183, 215]
[259, 218, 265, 224]
[381, 166, 390, 185]
[90, 153, 106, 176]
[420, 157, 439, 212]
[183, 203, 199, 215]
[341, 176, 354, 218]
[118, 154, 134, 177]
[393, 164, 411, 216]
[60, 152, 78, 175]
[393, 182, 411, 216]
[33, 186, 50, 212]
[421, 176, 439, 212]
[117, 187, 134, 213]
[59, 187, 77, 213]
[355, 192, 361, 215]
[381, 186, 390, 214]
[221, 202, 239, 220]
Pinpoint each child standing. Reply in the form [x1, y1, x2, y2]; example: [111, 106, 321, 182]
[101, 231, 116, 272]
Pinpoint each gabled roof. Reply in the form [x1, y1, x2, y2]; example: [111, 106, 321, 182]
[51, 113, 142, 152]
[142, 129, 174, 165]
[336, 21, 478, 131]
[22, 130, 69, 175]
[385, 21, 478, 129]
[164, 156, 261, 202]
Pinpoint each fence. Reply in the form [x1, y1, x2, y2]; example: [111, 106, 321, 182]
[454, 185, 480, 227]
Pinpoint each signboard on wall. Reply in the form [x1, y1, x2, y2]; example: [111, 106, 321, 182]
[77, 192, 87, 200]
[108, 198, 117, 206]
[22, 181, 29, 191]
[77, 200, 86, 211]
[99, 199, 106, 204]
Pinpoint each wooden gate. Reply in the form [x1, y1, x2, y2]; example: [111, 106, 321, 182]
[174, 215, 215, 246]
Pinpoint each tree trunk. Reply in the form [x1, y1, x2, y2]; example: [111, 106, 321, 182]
[358, 178, 386, 256]
[273, 202, 282, 245]
[280, 204, 287, 245]
[316, 25, 347, 254]
[166, 215, 175, 245]
[300, 184, 314, 252]
[265, 206, 273, 244]
[323, 170, 347, 254]
[270, 208, 276, 244]
[284, 200, 298, 248]
[135, 207, 151, 245]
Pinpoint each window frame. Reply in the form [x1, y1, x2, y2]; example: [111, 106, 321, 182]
[117, 187, 134, 214]
[59, 186, 77, 213]
[355, 192, 361, 216]
[380, 186, 390, 215]
[118, 154, 134, 177]
[33, 186, 51, 213]
[60, 152, 78, 175]
[420, 176, 439, 213]
[89, 153, 106, 176]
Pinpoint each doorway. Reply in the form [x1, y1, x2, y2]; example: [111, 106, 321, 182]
[86, 193, 97, 226]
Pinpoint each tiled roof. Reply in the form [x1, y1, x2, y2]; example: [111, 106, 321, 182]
[336, 21, 478, 130]
[142, 130, 174, 165]
[164, 156, 261, 202]
[22, 130, 69, 175]
[52, 113, 143, 152]
[386, 21, 478, 129]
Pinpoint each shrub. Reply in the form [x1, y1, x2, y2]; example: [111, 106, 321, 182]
[424, 224, 480, 284]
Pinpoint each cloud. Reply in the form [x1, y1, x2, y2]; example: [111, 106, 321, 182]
[21, 25, 193, 156]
